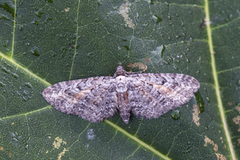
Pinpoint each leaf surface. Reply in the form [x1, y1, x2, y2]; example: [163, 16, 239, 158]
[0, 0, 239, 159]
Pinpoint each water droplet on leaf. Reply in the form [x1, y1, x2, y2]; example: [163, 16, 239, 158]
[3, 40, 9, 47]
[235, 102, 240, 106]
[12, 73, 19, 79]
[142, 23, 149, 27]
[236, 80, 240, 86]
[176, 35, 182, 39]
[30, 46, 40, 56]
[206, 97, 210, 102]
[87, 129, 95, 140]
[18, 25, 24, 31]
[152, 15, 162, 24]
[0, 3, 14, 17]
[17, 82, 33, 101]
[31, 18, 38, 25]
[44, 15, 52, 23]
[0, 81, 5, 87]
[45, 0, 53, 3]
[171, 110, 180, 120]
[34, 9, 43, 18]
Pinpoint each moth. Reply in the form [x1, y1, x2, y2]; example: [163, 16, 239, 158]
[42, 64, 200, 124]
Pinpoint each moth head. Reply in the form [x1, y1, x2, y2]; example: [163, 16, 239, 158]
[114, 64, 126, 77]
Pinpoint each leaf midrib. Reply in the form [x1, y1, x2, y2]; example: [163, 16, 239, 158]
[204, 0, 236, 159]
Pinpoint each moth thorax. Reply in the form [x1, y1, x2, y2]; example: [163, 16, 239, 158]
[116, 76, 127, 92]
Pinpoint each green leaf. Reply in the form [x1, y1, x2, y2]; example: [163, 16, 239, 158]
[0, 0, 239, 159]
